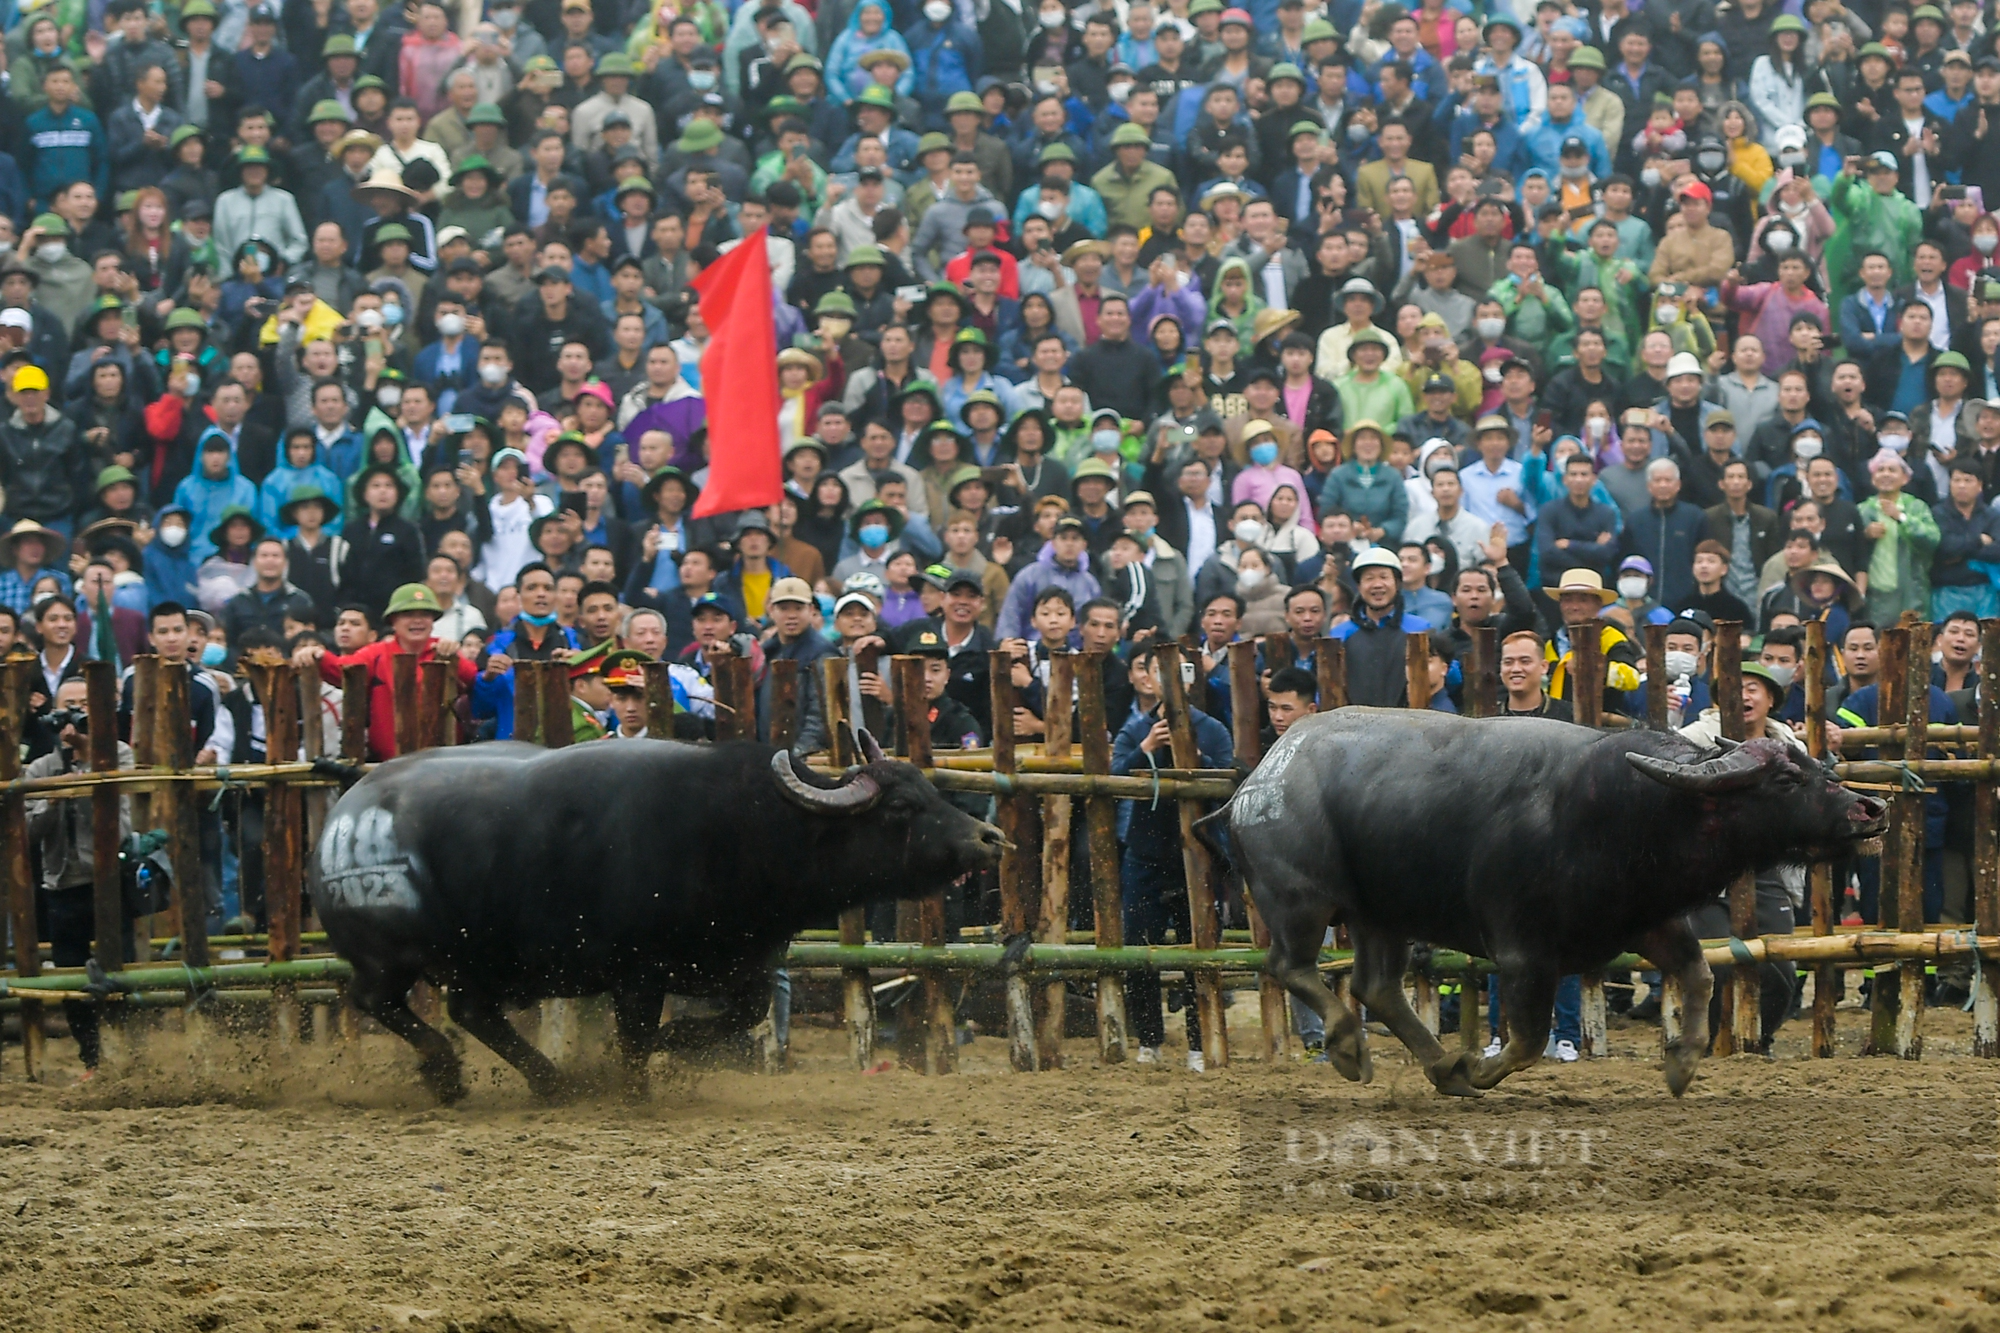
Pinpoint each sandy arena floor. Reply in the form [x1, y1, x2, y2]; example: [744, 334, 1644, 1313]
[0, 996, 1995, 1333]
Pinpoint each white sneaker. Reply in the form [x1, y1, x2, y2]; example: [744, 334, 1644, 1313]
[1550, 1039, 1581, 1063]
[1134, 1046, 1160, 1065]
[1482, 1037, 1502, 1058]
[1186, 1050, 1206, 1072]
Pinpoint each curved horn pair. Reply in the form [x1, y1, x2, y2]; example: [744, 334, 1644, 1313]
[771, 750, 883, 814]
[1625, 744, 1770, 794]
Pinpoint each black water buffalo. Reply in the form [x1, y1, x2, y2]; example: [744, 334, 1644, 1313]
[307, 734, 1006, 1102]
[1210, 710, 1886, 1097]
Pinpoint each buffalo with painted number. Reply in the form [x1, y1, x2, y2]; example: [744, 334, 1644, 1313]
[1207, 709, 1886, 1097]
[307, 733, 1006, 1103]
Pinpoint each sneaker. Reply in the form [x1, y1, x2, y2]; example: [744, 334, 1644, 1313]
[1186, 1050, 1206, 1072]
[1134, 1046, 1160, 1065]
[1482, 1037, 1502, 1058]
[1549, 1039, 1580, 1063]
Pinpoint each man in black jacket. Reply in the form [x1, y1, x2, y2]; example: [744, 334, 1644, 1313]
[0, 365, 89, 529]
[511, 265, 609, 394]
[339, 464, 425, 616]
[1067, 294, 1154, 421]
[220, 538, 319, 651]
[1949, 57, 2000, 204]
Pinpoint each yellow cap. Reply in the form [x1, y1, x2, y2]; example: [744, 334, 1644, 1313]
[11, 364, 49, 392]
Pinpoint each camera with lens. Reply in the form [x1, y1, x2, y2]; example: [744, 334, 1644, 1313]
[44, 706, 89, 733]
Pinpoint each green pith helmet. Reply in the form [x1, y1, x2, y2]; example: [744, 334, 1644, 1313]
[465, 102, 508, 127]
[234, 144, 272, 166]
[375, 223, 414, 244]
[815, 289, 857, 316]
[945, 91, 984, 115]
[595, 51, 638, 77]
[842, 244, 886, 269]
[854, 84, 898, 113]
[307, 98, 352, 125]
[320, 32, 358, 56]
[165, 307, 209, 332]
[94, 465, 137, 494]
[384, 583, 444, 618]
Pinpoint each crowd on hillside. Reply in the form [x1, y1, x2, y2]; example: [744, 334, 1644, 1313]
[1, 0, 1994, 1071]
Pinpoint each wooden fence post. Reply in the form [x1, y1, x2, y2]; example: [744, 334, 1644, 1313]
[1, 662, 43, 1078]
[1644, 623, 1669, 732]
[1566, 627, 1607, 1057]
[1868, 625, 1910, 1056]
[1894, 619, 1931, 1059]
[1230, 640, 1289, 1062]
[713, 656, 755, 742]
[297, 662, 327, 941]
[541, 659, 575, 749]
[1315, 636, 1347, 710]
[643, 661, 678, 739]
[1460, 625, 1495, 1052]
[767, 658, 800, 752]
[1036, 651, 1074, 1067]
[1154, 642, 1227, 1067]
[260, 662, 303, 1046]
[1804, 619, 1837, 1058]
[989, 648, 1038, 1072]
[391, 653, 420, 758]
[156, 662, 208, 970]
[1975, 620, 2000, 1059]
[84, 662, 124, 981]
[1400, 633, 1442, 1037]
[513, 659, 546, 747]
[1076, 652, 1127, 1064]
[341, 663, 371, 760]
[893, 654, 954, 1073]
[820, 657, 875, 1068]
[129, 655, 157, 962]
[417, 658, 448, 750]
[1714, 620, 1757, 1056]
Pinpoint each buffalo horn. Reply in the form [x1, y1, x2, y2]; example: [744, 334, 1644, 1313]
[1626, 746, 1769, 793]
[857, 727, 887, 764]
[772, 750, 883, 813]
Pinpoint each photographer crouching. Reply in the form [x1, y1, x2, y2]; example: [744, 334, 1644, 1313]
[23, 677, 135, 1078]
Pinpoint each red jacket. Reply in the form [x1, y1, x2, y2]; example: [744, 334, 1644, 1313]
[318, 638, 478, 761]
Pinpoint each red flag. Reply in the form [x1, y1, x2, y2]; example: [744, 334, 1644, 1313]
[688, 227, 783, 519]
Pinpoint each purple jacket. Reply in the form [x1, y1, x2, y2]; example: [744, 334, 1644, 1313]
[995, 541, 1102, 639]
[622, 380, 708, 472]
[1129, 281, 1208, 352]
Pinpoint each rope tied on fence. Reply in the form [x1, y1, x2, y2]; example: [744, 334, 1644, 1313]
[1956, 930, 1985, 1013]
[206, 766, 252, 812]
[990, 772, 1016, 797]
[1726, 937, 1757, 966]
[1888, 761, 1930, 793]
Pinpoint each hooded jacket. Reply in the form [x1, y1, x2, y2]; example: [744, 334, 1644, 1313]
[143, 504, 200, 608]
[345, 409, 423, 525]
[257, 440, 347, 539]
[170, 449, 260, 562]
[994, 538, 1103, 640]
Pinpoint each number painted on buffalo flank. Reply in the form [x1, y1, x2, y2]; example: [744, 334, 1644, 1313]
[316, 807, 424, 910]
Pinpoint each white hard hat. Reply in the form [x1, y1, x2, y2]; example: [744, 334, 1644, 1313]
[1666, 351, 1705, 379]
[1351, 547, 1402, 574]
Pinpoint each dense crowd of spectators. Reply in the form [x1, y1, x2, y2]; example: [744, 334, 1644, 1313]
[2, 0, 1993, 1070]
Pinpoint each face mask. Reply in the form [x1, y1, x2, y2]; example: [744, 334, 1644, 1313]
[923, 1, 951, 21]
[378, 385, 403, 409]
[358, 307, 385, 330]
[1640, 167, 1662, 189]
[1665, 649, 1698, 680]
[382, 303, 405, 327]
[492, 8, 518, 26]
[688, 70, 716, 90]
[437, 312, 466, 337]
[1110, 81, 1132, 103]
[1879, 432, 1909, 453]
[1035, 78, 1058, 95]
[1656, 303, 1681, 324]
[1036, 199, 1062, 220]
[1476, 317, 1505, 341]
[1560, 163, 1588, 179]
[1237, 566, 1267, 588]
[1778, 149, 1805, 168]
[1092, 429, 1121, 453]
[858, 522, 889, 548]
[1232, 519, 1263, 544]
[200, 642, 227, 667]
[0, 241, 12, 258]
[1039, 8, 1065, 26]
[181, 371, 201, 397]
[1249, 441, 1279, 466]
[1427, 552, 1444, 575]
[1587, 417, 1608, 439]
[36, 242, 67, 265]
[159, 524, 187, 548]
[1132, 524, 1155, 542]
[1782, 198, 1807, 215]
[479, 362, 507, 386]
[1979, 234, 2000, 255]
[1697, 152, 1726, 174]
[1347, 123, 1370, 142]
[1617, 575, 1649, 600]
[1482, 362, 1503, 383]
[1765, 230, 1795, 254]
[1765, 663, 1797, 689]
[1793, 437, 1823, 460]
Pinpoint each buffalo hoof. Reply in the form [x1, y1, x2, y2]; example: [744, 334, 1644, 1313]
[1662, 1045, 1700, 1098]
[527, 1074, 581, 1105]
[420, 1056, 467, 1106]
[1325, 1033, 1368, 1083]
[1427, 1052, 1483, 1099]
